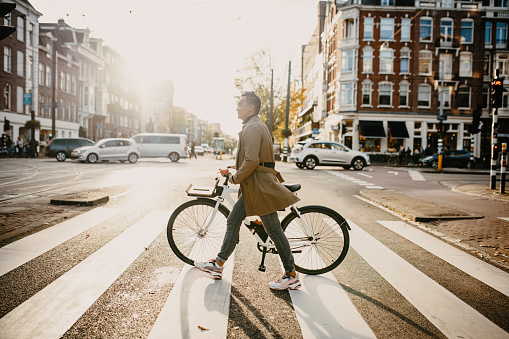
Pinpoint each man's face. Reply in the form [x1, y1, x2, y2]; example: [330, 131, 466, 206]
[237, 96, 253, 121]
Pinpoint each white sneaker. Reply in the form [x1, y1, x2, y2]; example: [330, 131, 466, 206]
[194, 259, 223, 279]
[268, 273, 301, 290]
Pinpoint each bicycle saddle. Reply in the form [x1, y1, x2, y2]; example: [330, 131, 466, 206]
[284, 184, 301, 192]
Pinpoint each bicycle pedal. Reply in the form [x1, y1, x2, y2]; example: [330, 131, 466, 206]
[258, 265, 266, 272]
[291, 250, 302, 253]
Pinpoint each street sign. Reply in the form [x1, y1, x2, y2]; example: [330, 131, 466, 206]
[437, 115, 447, 121]
[23, 93, 31, 105]
[312, 128, 319, 135]
[97, 124, 103, 129]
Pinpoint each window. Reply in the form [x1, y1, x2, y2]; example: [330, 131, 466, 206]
[399, 82, 409, 107]
[497, 54, 509, 76]
[495, 0, 508, 7]
[382, 0, 395, 5]
[343, 18, 355, 39]
[441, 0, 454, 7]
[441, 19, 453, 43]
[484, 54, 491, 76]
[400, 49, 410, 73]
[459, 53, 472, 77]
[461, 20, 473, 44]
[497, 22, 507, 47]
[3, 46, 11, 73]
[483, 86, 489, 108]
[340, 83, 354, 106]
[60, 71, 65, 90]
[439, 54, 452, 79]
[457, 86, 470, 109]
[46, 66, 51, 87]
[419, 50, 432, 75]
[364, 17, 374, 40]
[381, 18, 395, 40]
[72, 75, 76, 94]
[363, 48, 373, 73]
[438, 86, 451, 108]
[380, 49, 393, 73]
[66, 73, 71, 92]
[39, 63, 44, 85]
[15, 51, 23, 77]
[420, 18, 433, 42]
[342, 50, 355, 72]
[16, 86, 23, 113]
[84, 87, 89, 106]
[17, 16, 24, 42]
[362, 82, 372, 106]
[29, 23, 34, 46]
[379, 83, 392, 106]
[401, 18, 411, 41]
[486, 22, 492, 44]
[418, 84, 431, 107]
[3, 84, 11, 110]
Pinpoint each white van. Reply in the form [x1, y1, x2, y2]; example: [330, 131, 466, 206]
[131, 133, 187, 162]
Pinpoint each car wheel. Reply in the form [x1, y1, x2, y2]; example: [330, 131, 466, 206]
[169, 152, 180, 162]
[304, 156, 318, 170]
[296, 163, 304, 169]
[128, 153, 138, 163]
[431, 160, 438, 169]
[352, 157, 366, 171]
[87, 153, 98, 163]
[56, 151, 66, 162]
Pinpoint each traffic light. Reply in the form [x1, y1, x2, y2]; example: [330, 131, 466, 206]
[493, 143, 500, 160]
[492, 78, 504, 108]
[3, 118, 10, 131]
[0, 3, 16, 41]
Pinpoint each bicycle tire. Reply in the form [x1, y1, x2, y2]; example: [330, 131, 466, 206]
[387, 158, 398, 167]
[167, 199, 230, 266]
[281, 205, 350, 275]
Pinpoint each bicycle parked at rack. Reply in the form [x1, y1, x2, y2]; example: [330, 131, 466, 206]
[167, 168, 351, 275]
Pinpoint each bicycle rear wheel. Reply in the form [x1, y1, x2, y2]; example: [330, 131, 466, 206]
[167, 199, 230, 266]
[281, 206, 350, 275]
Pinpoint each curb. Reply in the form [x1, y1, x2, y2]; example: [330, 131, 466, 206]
[50, 193, 109, 206]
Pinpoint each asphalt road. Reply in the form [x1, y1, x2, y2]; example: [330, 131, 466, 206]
[0, 156, 508, 338]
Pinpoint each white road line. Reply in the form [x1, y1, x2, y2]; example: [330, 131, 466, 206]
[148, 254, 234, 339]
[408, 170, 426, 181]
[347, 220, 508, 339]
[358, 173, 373, 178]
[364, 185, 384, 189]
[498, 217, 509, 221]
[289, 273, 376, 339]
[377, 220, 509, 297]
[0, 207, 119, 276]
[0, 210, 171, 339]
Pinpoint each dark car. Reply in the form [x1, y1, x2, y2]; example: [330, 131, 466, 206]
[46, 137, 95, 161]
[419, 149, 474, 168]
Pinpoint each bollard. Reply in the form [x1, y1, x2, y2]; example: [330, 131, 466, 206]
[501, 143, 507, 194]
[220, 150, 222, 160]
[437, 138, 443, 171]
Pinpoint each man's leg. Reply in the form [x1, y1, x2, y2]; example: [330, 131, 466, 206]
[194, 196, 246, 278]
[260, 212, 301, 290]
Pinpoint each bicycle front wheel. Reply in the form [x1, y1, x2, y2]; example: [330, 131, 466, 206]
[167, 199, 230, 266]
[281, 206, 350, 275]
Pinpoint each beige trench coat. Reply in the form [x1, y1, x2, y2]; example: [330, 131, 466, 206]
[232, 115, 300, 216]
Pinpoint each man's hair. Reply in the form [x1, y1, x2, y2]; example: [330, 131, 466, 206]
[242, 91, 261, 114]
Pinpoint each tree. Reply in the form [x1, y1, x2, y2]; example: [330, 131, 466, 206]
[234, 50, 304, 145]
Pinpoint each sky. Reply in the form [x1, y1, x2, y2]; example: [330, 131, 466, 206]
[28, 0, 319, 136]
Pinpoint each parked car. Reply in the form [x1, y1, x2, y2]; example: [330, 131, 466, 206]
[419, 150, 474, 168]
[72, 138, 140, 163]
[131, 133, 187, 162]
[195, 146, 205, 156]
[46, 137, 95, 161]
[201, 144, 211, 152]
[289, 140, 370, 170]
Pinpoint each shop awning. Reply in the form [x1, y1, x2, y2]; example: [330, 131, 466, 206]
[388, 121, 409, 138]
[359, 121, 386, 137]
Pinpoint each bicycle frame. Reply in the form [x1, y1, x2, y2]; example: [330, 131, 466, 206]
[197, 173, 317, 251]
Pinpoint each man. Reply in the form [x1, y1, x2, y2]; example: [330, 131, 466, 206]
[194, 92, 301, 290]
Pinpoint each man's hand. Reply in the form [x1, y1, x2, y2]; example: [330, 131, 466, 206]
[228, 176, 236, 185]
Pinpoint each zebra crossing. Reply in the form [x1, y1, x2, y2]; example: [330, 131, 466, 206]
[1, 207, 508, 338]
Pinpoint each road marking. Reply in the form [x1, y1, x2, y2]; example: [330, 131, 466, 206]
[149, 254, 234, 339]
[347, 220, 508, 339]
[0, 210, 171, 339]
[289, 273, 376, 339]
[364, 185, 384, 189]
[498, 217, 509, 221]
[377, 220, 509, 297]
[328, 171, 384, 190]
[388, 171, 399, 175]
[358, 173, 373, 178]
[0, 207, 119, 276]
[408, 170, 426, 181]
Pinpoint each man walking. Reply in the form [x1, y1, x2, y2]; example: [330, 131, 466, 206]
[194, 92, 301, 290]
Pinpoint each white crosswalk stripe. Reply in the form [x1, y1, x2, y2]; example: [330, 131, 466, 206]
[1, 208, 508, 338]
[347, 219, 508, 339]
[328, 171, 384, 189]
[408, 170, 426, 181]
[0, 207, 119, 276]
[0, 210, 171, 339]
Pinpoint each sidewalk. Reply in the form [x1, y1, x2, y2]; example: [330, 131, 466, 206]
[360, 183, 509, 270]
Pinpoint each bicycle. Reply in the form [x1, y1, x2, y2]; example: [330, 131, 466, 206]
[167, 168, 351, 275]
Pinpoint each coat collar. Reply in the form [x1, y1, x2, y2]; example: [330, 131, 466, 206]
[242, 114, 260, 127]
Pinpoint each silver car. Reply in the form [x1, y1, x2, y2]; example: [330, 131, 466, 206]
[289, 140, 370, 170]
[72, 138, 140, 163]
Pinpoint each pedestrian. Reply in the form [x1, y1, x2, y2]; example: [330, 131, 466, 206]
[16, 136, 23, 156]
[190, 141, 197, 159]
[194, 91, 301, 290]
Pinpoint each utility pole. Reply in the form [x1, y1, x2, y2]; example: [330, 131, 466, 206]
[283, 61, 291, 162]
[269, 69, 273, 139]
[437, 79, 446, 171]
[30, 26, 36, 158]
[491, 69, 503, 189]
[51, 35, 57, 139]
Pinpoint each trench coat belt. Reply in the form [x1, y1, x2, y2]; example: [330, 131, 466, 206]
[255, 165, 285, 183]
[259, 162, 275, 168]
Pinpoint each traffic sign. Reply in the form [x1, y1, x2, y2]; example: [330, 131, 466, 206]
[23, 93, 31, 105]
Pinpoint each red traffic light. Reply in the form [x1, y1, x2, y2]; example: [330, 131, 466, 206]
[0, 3, 16, 41]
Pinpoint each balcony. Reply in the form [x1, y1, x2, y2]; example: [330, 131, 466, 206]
[435, 38, 460, 49]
